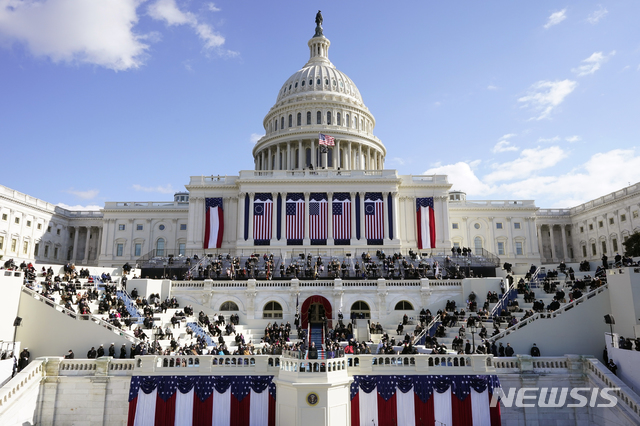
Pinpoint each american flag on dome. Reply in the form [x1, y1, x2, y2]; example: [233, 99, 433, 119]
[318, 133, 335, 146]
[350, 374, 501, 426]
[286, 193, 305, 242]
[309, 193, 328, 241]
[203, 198, 224, 249]
[253, 193, 273, 242]
[364, 192, 384, 242]
[416, 197, 436, 249]
[127, 375, 276, 426]
[332, 193, 351, 241]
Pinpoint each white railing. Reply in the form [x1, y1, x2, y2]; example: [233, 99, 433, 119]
[21, 286, 141, 344]
[586, 358, 640, 418]
[0, 360, 44, 411]
[488, 284, 609, 342]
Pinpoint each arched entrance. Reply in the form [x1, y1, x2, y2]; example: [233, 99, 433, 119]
[300, 295, 332, 329]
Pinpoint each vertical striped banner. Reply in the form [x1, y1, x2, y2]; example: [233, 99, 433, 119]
[332, 193, 351, 241]
[309, 193, 328, 241]
[365, 192, 384, 242]
[253, 193, 273, 242]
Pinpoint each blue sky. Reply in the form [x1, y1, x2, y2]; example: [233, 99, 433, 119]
[1, 1, 639, 209]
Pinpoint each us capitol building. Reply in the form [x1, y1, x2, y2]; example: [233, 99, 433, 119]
[2, 15, 640, 426]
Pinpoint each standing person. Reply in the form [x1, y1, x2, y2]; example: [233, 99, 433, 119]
[530, 343, 541, 357]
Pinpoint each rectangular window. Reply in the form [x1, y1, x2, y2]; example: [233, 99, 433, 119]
[580, 226, 584, 233]
[589, 224, 594, 231]
[179, 243, 186, 256]
[37, 223, 42, 230]
[54, 247, 58, 259]
[14, 217, 19, 224]
[515, 242, 523, 255]
[44, 245, 49, 257]
[0, 236, 3, 250]
[609, 218, 614, 225]
[56, 229, 60, 235]
[453, 242, 460, 249]
[118, 224, 125, 231]
[26, 220, 31, 227]
[11, 238, 17, 252]
[591, 243, 597, 256]
[497, 242, 505, 255]
[621, 214, 626, 222]
[134, 243, 142, 257]
[452, 223, 459, 229]
[567, 230, 571, 236]
[47, 226, 51, 233]
[34, 243, 39, 256]
[599, 221, 603, 228]
[496, 223, 503, 229]
[116, 243, 124, 257]
[613, 238, 618, 252]
[180, 224, 187, 231]
[582, 245, 587, 257]
[136, 224, 143, 231]
[514, 222, 521, 229]
[602, 241, 607, 254]
[23, 241, 28, 255]
[1, 213, 6, 221]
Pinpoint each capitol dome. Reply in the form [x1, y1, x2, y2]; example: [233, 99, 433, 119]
[253, 20, 385, 172]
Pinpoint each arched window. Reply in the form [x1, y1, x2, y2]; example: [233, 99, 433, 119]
[346, 114, 350, 128]
[281, 117, 285, 130]
[295, 149, 299, 169]
[327, 111, 332, 125]
[328, 148, 333, 167]
[275, 119, 277, 131]
[156, 238, 165, 257]
[220, 301, 239, 311]
[305, 148, 311, 167]
[297, 113, 301, 126]
[394, 301, 414, 310]
[474, 237, 483, 255]
[337, 112, 341, 126]
[317, 111, 322, 124]
[288, 114, 292, 127]
[350, 301, 370, 319]
[307, 111, 311, 125]
[263, 301, 283, 319]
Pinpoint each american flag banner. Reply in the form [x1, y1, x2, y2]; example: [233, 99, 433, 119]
[203, 198, 224, 249]
[127, 375, 276, 426]
[416, 197, 436, 249]
[318, 133, 335, 146]
[332, 193, 351, 241]
[286, 193, 305, 242]
[364, 192, 384, 242]
[309, 193, 328, 241]
[253, 194, 273, 242]
[350, 374, 501, 426]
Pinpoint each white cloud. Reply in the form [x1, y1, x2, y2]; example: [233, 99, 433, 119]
[492, 134, 518, 153]
[250, 133, 264, 144]
[572, 51, 614, 77]
[565, 135, 581, 143]
[544, 9, 567, 29]
[487, 85, 498, 90]
[132, 184, 175, 194]
[0, 0, 148, 70]
[57, 202, 101, 211]
[538, 136, 561, 143]
[66, 188, 99, 200]
[587, 6, 608, 24]
[424, 161, 493, 195]
[484, 146, 568, 184]
[207, 3, 220, 12]
[148, 0, 225, 50]
[518, 79, 578, 120]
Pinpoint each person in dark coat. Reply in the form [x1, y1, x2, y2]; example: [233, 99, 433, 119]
[505, 343, 515, 357]
[108, 343, 116, 357]
[120, 344, 127, 359]
[97, 345, 105, 357]
[530, 343, 541, 357]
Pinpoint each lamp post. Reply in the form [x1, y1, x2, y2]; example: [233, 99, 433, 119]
[469, 324, 477, 353]
[163, 261, 167, 279]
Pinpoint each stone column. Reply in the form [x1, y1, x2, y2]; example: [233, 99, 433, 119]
[276, 144, 281, 170]
[560, 225, 568, 261]
[506, 217, 514, 257]
[359, 192, 366, 240]
[287, 142, 291, 171]
[392, 192, 400, 241]
[524, 217, 534, 256]
[72, 226, 79, 263]
[350, 192, 357, 243]
[549, 224, 557, 261]
[347, 141, 352, 170]
[358, 144, 362, 170]
[97, 226, 103, 260]
[536, 224, 543, 259]
[298, 140, 303, 170]
[335, 140, 340, 169]
[281, 192, 288, 240]
[272, 192, 279, 242]
[237, 193, 246, 241]
[327, 192, 334, 244]
[261, 151, 265, 171]
[267, 147, 271, 170]
[83, 226, 91, 263]
[311, 139, 316, 169]
[488, 218, 496, 254]
[248, 193, 255, 241]
[304, 192, 310, 244]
